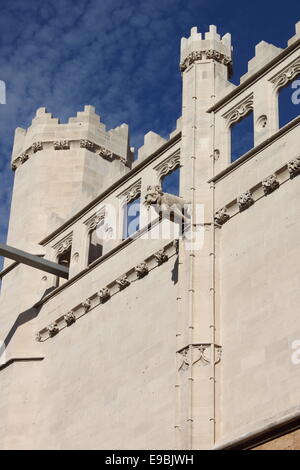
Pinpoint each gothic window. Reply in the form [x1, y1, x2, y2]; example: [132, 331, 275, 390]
[230, 110, 254, 162]
[278, 73, 300, 128]
[123, 195, 141, 239]
[88, 227, 103, 265]
[161, 166, 180, 196]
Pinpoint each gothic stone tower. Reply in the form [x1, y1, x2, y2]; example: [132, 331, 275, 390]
[0, 22, 299, 450]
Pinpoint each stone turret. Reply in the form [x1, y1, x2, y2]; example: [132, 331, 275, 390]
[7, 105, 132, 253]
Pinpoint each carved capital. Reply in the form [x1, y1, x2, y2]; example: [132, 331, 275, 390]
[54, 140, 70, 150]
[64, 311, 76, 326]
[97, 287, 111, 303]
[214, 207, 230, 225]
[237, 190, 254, 212]
[135, 262, 149, 279]
[262, 174, 279, 195]
[288, 157, 300, 179]
[116, 275, 130, 290]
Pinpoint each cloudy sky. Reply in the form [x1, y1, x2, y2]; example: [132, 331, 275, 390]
[0, 0, 298, 263]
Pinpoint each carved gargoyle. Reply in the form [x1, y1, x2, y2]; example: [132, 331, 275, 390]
[144, 185, 191, 224]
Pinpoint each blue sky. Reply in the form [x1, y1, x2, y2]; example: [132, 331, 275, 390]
[0, 0, 299, 263]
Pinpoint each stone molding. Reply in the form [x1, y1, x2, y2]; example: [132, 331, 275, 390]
[177, 344, 222, 371]
[271, 58, 300, 91]
[214, 156, 299, 226]
[35, 241, 177, 341]
[119, 180, 142, 204]
[154, 151, 180, 179]
[84, 209, 106, 231]
[11, 138, 127, 171]
[180, 50, 232, 74]
[53, 233, 73, 256]
[223, 95, 254, 127]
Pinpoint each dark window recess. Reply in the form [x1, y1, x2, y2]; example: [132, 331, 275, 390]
[123, 196, 140, 239]
[161, 166, 180, 196]
[56, 246, 71, 286]
[278, 74, 300, 128]
[230, 110, 254, 162]
[88, 228, 103, 265]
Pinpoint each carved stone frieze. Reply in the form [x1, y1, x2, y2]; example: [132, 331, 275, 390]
[262, 174, 279, 195]
[177, 344, 222, 371]
[288, 157, 300, 179]
[180, 50, 232, 73]
[214, 207, 230, 225]
[135, 262, 149, 279]
[98, 146, 113, 159]
[237, 190, 254, 212]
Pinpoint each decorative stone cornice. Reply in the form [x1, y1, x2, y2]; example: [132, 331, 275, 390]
[271, 58, 300, 91]
[214, 207, 230, 226]
[12, 138, 127, 171]
[288, 157, 300, 179]
[237, 190, 254, 212]
[84, 209, 105, 231]
[135, 262, 149, 279]
[154, 152, 180, 179]
[54, 233, 73, 256]
[262, 174, 279, 195]
[35, 241, 177, 341]
[180, 50, 232, 73]
[119, 180, 142, 204]
[54, 140, 70, 150]
[223, 96, 254, 127]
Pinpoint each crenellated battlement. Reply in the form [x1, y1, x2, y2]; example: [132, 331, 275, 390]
[180, 25, 233, 74]
[12, 105, 132, 170]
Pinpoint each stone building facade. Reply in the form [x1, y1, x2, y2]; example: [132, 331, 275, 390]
[0, 22, 299, 450]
